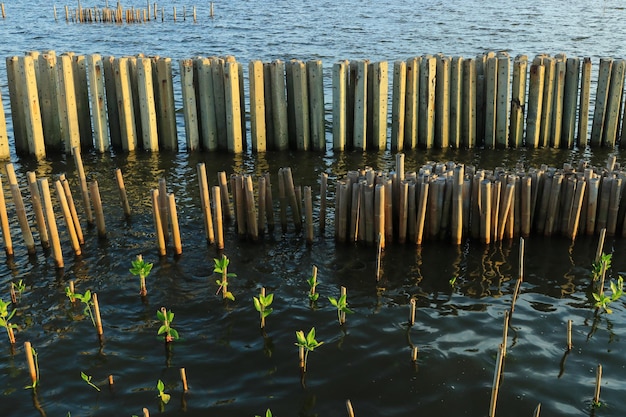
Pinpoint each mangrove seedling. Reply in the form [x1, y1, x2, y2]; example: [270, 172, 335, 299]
[65, 287, 96, 328]
[157, 307, 179, 342]
[0, 298, 17, 344]
[156, 379, 170, 404]
[328, 292, 353, 325]
[214, 254, 236, 301]
[591, 253, 612, 282]
[253, 288, 274, 329]
[449, 276, 457, 287]
[130, 254, 153, 296]
[307, 267, 319, 303]
[10, 279, 25, 304]
[593, 276, 624, 314]
[81, 372, 101, 392]
[295, 327, 323, 372]
[255, 409, 273, 417]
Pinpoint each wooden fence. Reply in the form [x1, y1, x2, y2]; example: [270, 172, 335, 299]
[2, 50, 626, 159]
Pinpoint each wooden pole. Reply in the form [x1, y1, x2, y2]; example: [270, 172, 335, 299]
[59, 176, 84, 245]
[6, 164, 36, 255]
[488, 344, 505, 417]
[54, 180, 81, 256]
[92, 292, 104, 336]
[87, 54, 110, 152]
[136, 57, 159, 151]
[483, 54, 498, 149]
[244, 175, 258, 241]
[90, 180, 106, 238]
[180, 368, 189, 392]
[404, 56, 420, 149]
[304, 186, 314, 245]
[180, 59, 199, 151]
[270, 60, 289, 150]
[168, 193, 182, 255]
[115, 168, 131, 218]
[19, 56, 46, 158]
[307, 60, 325, 151]
[151, 189, 166, 257]
[419, 55, 436, 148]
[509, 55, 527, 147]
[212, 186, 224, 251]
[73, 149, 94, 225]
[24, 341, 37, 386]
[332, 60, 348, 151]
[218, 171, 232, 222]
[435, 55, 450, 149]
[26, 172, 49, 250]
[0, 175, 13, 256]
[196, 58, 218, 151]
[249, 60, 266, 152]
[158, 178, 169, 244]
[590, 58, 612, 147]
[562, 57, 580, 148]
[155, 57, 178, 151]
[197, 163, 214, 244]
[113, 56, 137, 151]
[353, 60, 368, 150]
[38, 178, 63, 269]
[566, 319, 573, 351]
[593, 364, 602, 406]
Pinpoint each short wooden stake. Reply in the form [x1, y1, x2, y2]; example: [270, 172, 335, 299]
[340, 286, 347, 325]
[258, 176, 266, 236]
[218, 171, 232, 222]
[89, 180, 106, 238]
[24, 341, 37, 386]
[108, 374, 114, 386]
[212, 186, 224, 251]
[411, 346, 418, 362]
[180, 368, 189, 392]
[115, 169, 131, 217]
[566, 319, 573, 351]
[244, 175, 258, 241]
[375, 233, 383, 282]
[501, 311, 510, 357]
[409, 298, 416, 326]
[151, 189, 166, 257]
[39, 178, 63, 269]
[143, 407, 150, 417]
[168, 194, 182, 255]
[593, 364, 602, 406]
[158, 178, 169, 243]
[534, 403, 541, 417]
[92, 292, 104, 336]
[320, 173, 328, 233]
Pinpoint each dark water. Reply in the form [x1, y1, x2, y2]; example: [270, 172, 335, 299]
[1, 1, 626, 416]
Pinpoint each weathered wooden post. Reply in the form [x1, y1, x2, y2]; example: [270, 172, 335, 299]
[332, 60, 348, 151]
[419, 55, 436, 148]
[509, 55, 527, 148]
[136, 57, 158, 151]
[155, 57, 178, 150]
[249, 60, 266, 152]
[87, 54, 110, 152]
[404, 56, 420, 150]
[307, 60, 325, 151]
[435, 55, 450, 149]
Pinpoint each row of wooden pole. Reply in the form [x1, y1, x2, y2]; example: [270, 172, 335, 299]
[333, 154, 626, 246]
[59, 2, 205, 24]
[8, 50, 626, 158]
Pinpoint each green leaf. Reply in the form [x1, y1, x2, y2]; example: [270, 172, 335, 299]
[160, 392, 171, 404]
[592, 292, 601, 301]
[169, 328, 180, 340]
[156, 310, 165, 321]
[295, 330, 306, 346]
[328, 296, 338, 307]
[306, 327, 316, 344]
[157, 325, 167, 335]
[157, 379, 164, 392]
[81, 372, 89, 382]
[253, 297, 262, 312]
[264, 293, 274, 305]
[225, 291, 235, 301]
[166, 311, 175, 323]
[262, 308, 273, 318]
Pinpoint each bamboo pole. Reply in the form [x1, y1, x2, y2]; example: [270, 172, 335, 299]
[452, 165, 464, 245]
[180, 59, 199, 151]
[483, 55, 498, 149]
[26, 172, 49, 250]
[6, 164, 36, 255]
[419, 55, 436, 148]
[212, 186, 224, 251]
[244, 175, 258, 241]
[55, 180, 81, 256]
[408, 298, 416, 326]
[115, 168, 131, 218]
[197, 163, 214, 244]
[0, 175, 13, 256]
[416, 181, 429, 245]
[435, 55, 450, 149]
[593, 364, 602, 406]
[24, 341, 37, 386]
[346, 399, 355, 417]
[602, 59, 625, 147]
[509, 55, 527, 147]
[59, 176, 84, 245]
[168, 194, 182, 255]
[550, 56, 566, 148]
[538, 56, 555, 148]
[155, 57, 178, 150]
[249, 60, 266, 152]
[404, 56, 420, 149]
[73, 149, 94, 225]
[39, 178, 63, 269]
[590, 58, 612, 147]
[218, 171, 232, 222]
[353, 60, 368, 150]
[304, 186, 313, 245]
[257, 176, 266, 236]
[562, 57, 580, 148]
[462, 58, 476, 148]
[158, 178, 169, 243]
[90, 180, 106, 238]
[566, 319, 573, 351]
[93, 292, 104, 336]
[488, 344, 505, 417]
[180, 368, 189, 392]
[151, 189, 166, 256]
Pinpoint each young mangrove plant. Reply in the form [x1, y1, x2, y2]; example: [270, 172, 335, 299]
[253, 287, 274, 329]
[10, 279, 25, 304]
[591, 253, 612, 283]
[307, 266, 319, 303]
[328, 288, 353, 325]
[0, 298, 17, 344]
[295, 327, 323, 372]
[214, 254, 236, 301]
[130, 254, 153, 297]
[593, 275, 624, 314]
[65, 287, 96, 328]
[157, 307, 179, 342]
[156, 379, 171, 404]
[81, 372, 101, 392]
